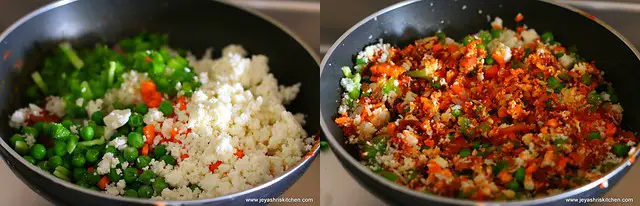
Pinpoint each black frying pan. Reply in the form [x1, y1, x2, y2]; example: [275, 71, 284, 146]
[320, 0, 640, 205]
[0, 0, 319, 205]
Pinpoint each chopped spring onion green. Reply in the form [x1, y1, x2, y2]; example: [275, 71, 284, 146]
[59, 42, 84, 69]
[31, 71, 47, 94]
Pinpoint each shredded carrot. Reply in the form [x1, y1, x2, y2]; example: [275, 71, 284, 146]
[498, 123, 528, 136]
[209, 160, 223, 173]
[97, 176, 110, 190]
[141, 143, 149, 155]
[335, 116, 351, 125]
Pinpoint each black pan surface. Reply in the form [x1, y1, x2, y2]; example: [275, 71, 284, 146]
[0, 0, 319, 205]
[321, 0, 640, 205]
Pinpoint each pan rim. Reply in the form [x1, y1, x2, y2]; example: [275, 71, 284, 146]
[319, 0, 640, 205]
[0, 0, 320, 204]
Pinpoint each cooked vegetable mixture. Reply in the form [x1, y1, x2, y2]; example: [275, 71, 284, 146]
[9, 33, 313, 199]
[335, 15, 639, 200]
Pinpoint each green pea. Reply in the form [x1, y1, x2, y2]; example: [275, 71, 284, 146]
[61, 119, 73, 129]
[53, 142, 67, 156]
[506, 179, 520, 190]
[127, 132, 144, 149]
[42, 122, 54, 137]
[123, 167, 139, 183]
[154, 145, 167, 159]
[135, 103, 149, 114]
[124, 189, 138, 197]
[139, 170, 155, 185]
[73, 167, 87, 180]
[33, 122, 45, 132]
[158, 100, 174, 116]
[31, 144, 46, 160]
[493, 160, 508, 175]
[514, 167, 525, 183]
[479, 30, 492, 43]
[71, 154, 86, 167]
[129, 114, 143, 128]
[93, 126, 105, 140]
[105, 145, 118, 155]
[459, 148, 471, 157]
[80, 126, 94, 141]
[23, 126, 39, 138]
[85, 149, 100, 163]
[541, 32, 554, 43]
[485, 57, 494, 65]
[108, 168, 122, 182]
[91, 111, 105, 126]
[14, 141, 29, 155]
[47, 156, 63, 170]
[452, 109, 462, 117]
[612, 143, 631, 157]
[136, 155, 152, 168]
[320, 141, 329, 151]
[46, 148, 55, 159]
[23, 156, 36, 165]
[159, 155, 176, 166]
[9, 134, 25, 148]
[152, 177, 167, 192]
[118, 126, 131, 135]
[138, 185, 153, 198]
[124, 147, 139, 162]
[588, 131, 602, 140]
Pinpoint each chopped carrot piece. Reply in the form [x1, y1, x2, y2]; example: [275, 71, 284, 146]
[515, 13, 524, 22]
[143, 124, 156, 144]
[557, 157, 569, 171]
[97, 176, 110, 190]
[546, 119, 559, 128]
[141, 143, 149, 155]
[498, 106, 508, 118]
[447, 44, 458, 52]
[497, 171, 513, 183]
[485, 65, 499, 78]
[170, 127, 178, 138]
[177, 96, 187, 111]
[432, 43, 443, 52]
[87, 167, 94, 173]
[450, 84, 464, 95]
[387, 122, 397, 134]
[144, 56, 153, 63]
[181, 154, 189, 160]
[424, 139, 435, 147]
[209, 160, 223, 173]
[605, 123, 616, 137]
[492, 53, 506, 65]
[498, 123, 528, 136]
[525, 164, 537, 174]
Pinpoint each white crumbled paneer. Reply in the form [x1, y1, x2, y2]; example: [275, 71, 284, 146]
[103, 71, 148, 111]
[145, 45, 312, 200]
[103, 109, 131, 129]
[45, 96, 66, 117]
[491, 17, 503, 29]
[521, 29, 539, 44]
[9, 104, 43, 128]
[108, 135, 128, 150]
[85, 98, 104, 117]
[96, 153, 120, 175]
[559, 54, 575, 69]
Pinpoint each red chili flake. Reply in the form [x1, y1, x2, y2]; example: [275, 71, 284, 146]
[208, 160, 223, 173]
[2, 50, 10, 60]
[234, 149, 244, 159]
[14, 59, 23, 68]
